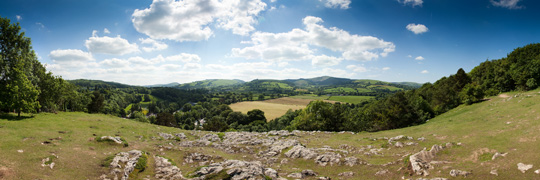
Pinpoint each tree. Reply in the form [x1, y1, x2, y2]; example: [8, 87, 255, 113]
[156, 112, 175, 127]
[88, 91, 105, 113]
[0, 17, 41, 116]
[247, 109, 266, 124]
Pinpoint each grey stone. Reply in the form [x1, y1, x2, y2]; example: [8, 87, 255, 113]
[449, 169, 471, 177]
[518, 163, 533, 173]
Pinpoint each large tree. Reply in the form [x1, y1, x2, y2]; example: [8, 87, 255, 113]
[0, 17, 41, 116]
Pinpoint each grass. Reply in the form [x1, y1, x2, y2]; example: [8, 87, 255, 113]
[229, 100, 306, 120]
[2, 89, 540, 179]
[328, 96, 374, 104]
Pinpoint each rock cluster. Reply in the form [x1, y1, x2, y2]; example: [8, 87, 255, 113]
[258, 139, 300, 157]
[449, 169, 470, 177]
[158, 133, 175, 140]
[517, 163, 533, 173]
[100, 136, 123, 144]
[409, 144, 445, 176]
[315, 152, 342, 166]
[154, 156, 184, 180]
[191, 160, 279, 180]
[285, 145, 318, 159]
[100, 150, 143, 180]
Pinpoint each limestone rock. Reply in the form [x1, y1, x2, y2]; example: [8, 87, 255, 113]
[268, 130, 294, 137]
[518, 163, 533, 173]
[491, 152, 508, 160]
[315, 152, 342, 166]
[285, 145, 318, 160]
[264, 168, 278, 179]
[338, 171, 354, 177]
[534, 169, 540, 174]
[193, 160, 266, 180]
[184, 153, 213, 164]
[490, 169, 498, 176]
[395, 141, 404, 148]
[154, 156, 184, 180]
[258, 139, 300, 157]
[100, 136, 123, 144]
[375, 169, 388, 176]
[175, 133, 187, 139]
[158, 133, 175, 140]
[301, 169, 318, 177]
[102, 150, 143, 180]
[409, 145, 445, 176]
[287, 172, 303, 179]
[344, 157, 359, 167]
[200, 133, 221, 142]
[449, 169, 471, 177]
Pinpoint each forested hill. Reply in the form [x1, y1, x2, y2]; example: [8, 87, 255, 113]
[176, 79, 245, 89]
[68, 79, 136, 89]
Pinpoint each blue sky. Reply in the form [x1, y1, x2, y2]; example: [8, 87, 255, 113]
[1, 0, 539, 85]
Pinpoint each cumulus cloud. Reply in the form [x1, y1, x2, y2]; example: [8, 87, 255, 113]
[346, 65, 367, 73]
[382, 67, 390, 71]
[85, 35, 139, 55]
[398, 0, 423, 7]
[421, 70, 429, 74]
[131, 0, 266, 41]
[49, 49, 94, 63]
[320, 0, 351, 9]
[140, 38, 168, 52]
[16, 15, 22, 21]
[104, 28, 111, 34]
[490, 0, 524, 9]
[415, 56, 424, 60]
[232, 16, 395, 63]
[100, 58, 130, 68]
[165, 53, 201, 63]
[312, 55, 342, 67]
[406, 23, 428, 34]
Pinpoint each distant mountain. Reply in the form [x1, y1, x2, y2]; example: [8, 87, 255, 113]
[285, 76, 353, 87]
[177, 79, 245, 89]
[67, 79, 136, 89]
[144, 82, 180, 88]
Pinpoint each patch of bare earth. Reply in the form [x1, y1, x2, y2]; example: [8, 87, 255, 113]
[498, 94, 510, 98]
[0, 166, 14, 179]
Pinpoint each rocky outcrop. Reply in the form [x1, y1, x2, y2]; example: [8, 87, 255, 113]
[175, 133, 187, 139]
[449, 169, 471, 177]
[258, 139, 300, 157]
[100, 150, 143, 180]
[159, 133, 175, 140]
[154, 156, 184, 180]
[344, 157, 360, 167]
[518, 163, 533, 173]
[338, 171, 354, 177]
[409, 145, 445, 176]
[184, 153, 214, 164]
[491, 152, 508, 160]
[100, 136, 123, 144]
[315, 152, 342, 166]
[192, 160, 275, 180]
[285, 145, 318, 159]
[268, 130, 294, 137]
[200, 133, 221, 142]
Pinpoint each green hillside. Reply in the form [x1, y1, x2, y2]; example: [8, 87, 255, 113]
[176, 79, 245, 89]
[68, 79, 136, 89]
[2, 89, 539, 179]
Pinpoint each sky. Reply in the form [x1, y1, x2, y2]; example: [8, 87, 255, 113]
[1, 0, 540, 86]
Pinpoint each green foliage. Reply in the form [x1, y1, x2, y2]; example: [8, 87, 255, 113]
[479, 153, 494, 162]
[217, 132, 225, 140]
[204, 169, 232, 180]
[101, 154, 116, 167]
[135, 152, 148, 172]
[203, 116, 229, 132]
[155, 112, 175, 127]
[88, 91, 105, 113]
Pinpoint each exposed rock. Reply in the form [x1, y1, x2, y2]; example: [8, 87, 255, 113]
[449, 169, 471, 177]
[200, 133, 221, 142]
[287, 172, 303, 179]
[100, 136, 123, 144]
[264, 168, 278, 179]
[102, 150, 143, 180]
[184, 153, 213, 164]
[158, 133, 175, 140]
[223, 132, 267, 145]
[154, 156, 184, 180]
[445, 143, 453, 148]
[285, 145, 318, 160]
[301, 169, 318, 177]
[41, 155, 57, 169]
[406, 142, 418, 146]
[418, 137, 426, 141]
[535, 169, 540, 174]
[175, 133, 187, 139]
[17, 149, 23, 153]
[315, 152, 342, 166]
[409, 145, 445, 176]
[491, 152, 508, 160]
[395, 141, 404, 148]
[193, 160, 265, 180]
[280, 158, 289, 164]
[344, 157, 359, 167]
[375, 169, 388, 176]
[268, 130, 294, 137]
[518, 163, 533, 173]
[258, 139, 300, 157]
[338, 171, 354, 177]
[388, 135, 406, 143]
[317, 177, 331, 180]
[490, 169, 498, 176]
[416, 178, 448, 180]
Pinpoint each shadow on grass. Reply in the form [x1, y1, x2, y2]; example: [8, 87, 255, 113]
[0, 113, 34, 121]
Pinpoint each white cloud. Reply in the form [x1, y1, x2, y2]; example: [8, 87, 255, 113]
[421, 70, 429, 74]
[312, 55, 342, 67]
[382, 67, 390, 71]
[398, 0, 423, 7]
[407, 55, 412, 58]
[100, 58, 130, 68]
[346, 65, 367, 73]
[140, 38, 168, 52]
[131, 0, 266, 41]
[415, 56, 424, 60]
[277, 62, 289, 67]
[406, 23, 428, 34]
[320, 0, 351, 9]
[232, 16, 395, 63]
[165, 53, 201, 63]
[85, 35, 139, 55]
[16, 15, 22, 21]
[49, 49, 94, 63]
[104, 28, 111, 34]
[161, 64, 182, 71]
[183, 63, 202, 70]
[490, 0, 524, 9]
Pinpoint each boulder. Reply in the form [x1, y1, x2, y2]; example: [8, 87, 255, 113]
[264, 168, 278, 179]
[338, 171, 354, 177]
[490, 169, 498, 176]
[449, 169, 471, 177]
[193, 160, 266, 180]
[518, 163, 533, 173]
[344, 157, 359, 167]
[375, 169, 388, 176]
[100, 136, 123, 144]
[287, 172, 303, 179]
[301, 169, 318, 177]
[175, 133, 187, 139]
[102, 150, 143, 180]
[184, 153, 213, 164]
[491, 152, 508, 160]
[258, 139, 300, 157]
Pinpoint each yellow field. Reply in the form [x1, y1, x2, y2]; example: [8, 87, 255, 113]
[229, 97, 313, 120]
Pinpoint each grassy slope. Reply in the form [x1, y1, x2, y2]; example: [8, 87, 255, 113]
[2, 90, 540, 179]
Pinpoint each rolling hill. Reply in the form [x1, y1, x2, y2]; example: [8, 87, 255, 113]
[2, 89, 539, 179]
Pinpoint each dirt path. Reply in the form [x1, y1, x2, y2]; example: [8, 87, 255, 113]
[498, 94, 510, 98]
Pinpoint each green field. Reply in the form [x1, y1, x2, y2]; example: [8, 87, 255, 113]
[328, 95, 374, 104]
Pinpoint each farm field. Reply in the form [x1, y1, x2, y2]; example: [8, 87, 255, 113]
[229, 97, 310, 120]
